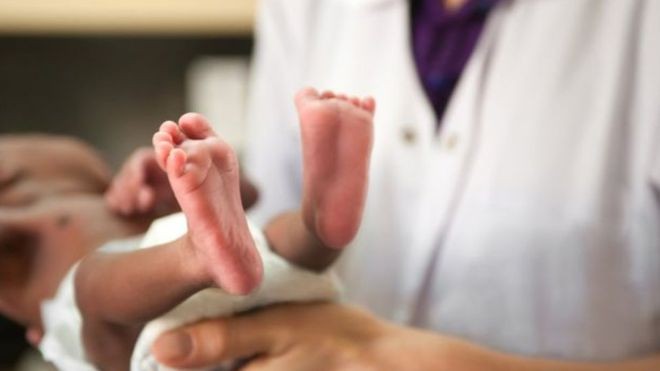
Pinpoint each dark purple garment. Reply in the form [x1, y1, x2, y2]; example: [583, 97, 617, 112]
[411, 0, 498, 125]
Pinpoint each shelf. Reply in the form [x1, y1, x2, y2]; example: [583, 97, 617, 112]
[0, 0, 255, 37]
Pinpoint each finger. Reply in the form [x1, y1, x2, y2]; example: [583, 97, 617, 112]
[107, 153, 145, 213]
[105, 185, 130, 215]
[152, 313, 281, 369]
[136, 187, 155, 213]
[111, 175, 137, 215]
[104, 183, 119, 209]
[119, 196, 135, 215]
[117, 166, 145, 215]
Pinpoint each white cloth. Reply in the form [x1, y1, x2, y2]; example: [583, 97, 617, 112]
[40, 213, 340, 370]
[245, 0, 660, 361]
[131, 213, 339, 371]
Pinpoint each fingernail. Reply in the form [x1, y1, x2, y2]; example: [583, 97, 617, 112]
[152, 331, 192, 362]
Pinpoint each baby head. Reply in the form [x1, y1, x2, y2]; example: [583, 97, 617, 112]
[0, 134, 111, 207]
[0, 134, 114, 344]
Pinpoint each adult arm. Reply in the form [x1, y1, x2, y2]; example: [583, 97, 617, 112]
[151, 302, 660, 371]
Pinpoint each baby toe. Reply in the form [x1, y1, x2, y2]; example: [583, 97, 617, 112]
[160, 121, 185, 144]
[167, 148, 187, 177]
[179, 113, 216, 140]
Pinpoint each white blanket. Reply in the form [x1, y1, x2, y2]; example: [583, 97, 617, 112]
[40, 213, 340, 371]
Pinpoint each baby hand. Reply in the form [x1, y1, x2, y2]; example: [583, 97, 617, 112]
[105, 147, 178, 217]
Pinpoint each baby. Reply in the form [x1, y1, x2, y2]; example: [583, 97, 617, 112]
[54, 88, 375, 370]
[0, 133, 120, 345]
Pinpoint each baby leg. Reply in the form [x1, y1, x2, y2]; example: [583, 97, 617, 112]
[153, 114, 263, 295]
[295, 88, 375, 249]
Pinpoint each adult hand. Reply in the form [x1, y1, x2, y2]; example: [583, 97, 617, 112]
[151, 303, 386, 370]
[151, 302, 492, 371]
[158, 301, 660, 371]
[105, 147, 177, 217]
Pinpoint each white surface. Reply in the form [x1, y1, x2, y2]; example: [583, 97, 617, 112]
[245, 0, 660, 361]
[186, 57, 250, 152]
[0, 0, 255, 36]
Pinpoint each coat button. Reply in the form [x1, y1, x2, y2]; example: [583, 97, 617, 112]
[401, 126, 417, 145]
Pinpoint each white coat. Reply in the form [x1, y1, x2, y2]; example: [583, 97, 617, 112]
[244, 0, 660, 361]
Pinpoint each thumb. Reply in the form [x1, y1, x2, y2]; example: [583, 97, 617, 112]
[152, 311, 284, 369]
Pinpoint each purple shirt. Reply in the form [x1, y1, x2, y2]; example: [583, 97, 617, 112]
[411, 0, 498, 125]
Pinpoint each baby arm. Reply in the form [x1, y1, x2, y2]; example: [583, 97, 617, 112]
[75, 237, 207, 326]
[74, 237, 209, 370]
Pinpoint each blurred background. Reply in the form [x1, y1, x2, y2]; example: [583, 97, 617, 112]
[0, 1, 256, 369]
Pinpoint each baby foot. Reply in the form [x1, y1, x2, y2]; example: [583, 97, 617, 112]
[152, 113, 262, 295]
[295, 88, 375, 249]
